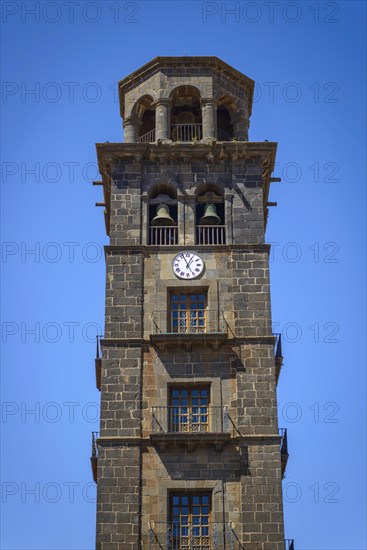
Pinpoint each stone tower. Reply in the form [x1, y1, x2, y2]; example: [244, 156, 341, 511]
[92, 56, 293, 550]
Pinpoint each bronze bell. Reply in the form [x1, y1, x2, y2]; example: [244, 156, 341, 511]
[199, 203, 221, 225]
[151, 203, 175, 226]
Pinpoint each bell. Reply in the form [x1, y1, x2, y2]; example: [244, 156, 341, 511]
[199, 203, 221, 225]
[151, 203, 175, 226]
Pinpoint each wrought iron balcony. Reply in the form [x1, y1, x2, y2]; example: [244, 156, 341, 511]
[217, 128, 232, 141]
[150, 310, 228, 350]
[279, 428, 289, 478]
[90, 431, 99, 482]
[151, 406, 231, 450]
[136, 129, 156, 143]
[149, 225, 178, 246]
[274, 332, 283, 383]
[135, 126, 235, 144]
[94, 335, 102, 390]
[171, 123, 202, 142]
[285, 539, 295, 550]
[149, 522, 236, 550]
[196, 225, 226, 245]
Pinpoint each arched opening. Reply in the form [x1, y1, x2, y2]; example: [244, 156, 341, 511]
[133, 95, 156, 143]
[195, 184, 225, 245]
[148, 183, 178, 245]
[216, 96, 236, 141]
[170, 86, 202, 142]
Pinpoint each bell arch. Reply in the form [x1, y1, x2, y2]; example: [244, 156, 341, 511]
[131, 95, 156, 142]
[216, 95, 238, 141]
[195, 183, 225, 245]
[170, 85, 202, 141]
[148, 183, 178, 245]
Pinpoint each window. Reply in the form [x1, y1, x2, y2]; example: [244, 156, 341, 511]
[169, 387, 209, 433]
[170, 292, 207, 333]
[169, 493, 211, 550]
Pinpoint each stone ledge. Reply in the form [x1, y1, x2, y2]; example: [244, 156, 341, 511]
[100, 335, 277, 347]
[150, 432, 231, 452]
[104, 244, 271, 254]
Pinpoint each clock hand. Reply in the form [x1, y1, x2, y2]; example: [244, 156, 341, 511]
[181, 254, 191, 269]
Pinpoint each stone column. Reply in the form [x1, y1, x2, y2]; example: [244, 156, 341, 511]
[201, 99, 217, 140]
[123, 115, 139, 143]
[154, 99, 171, 141]
[233, 116, 249, 141]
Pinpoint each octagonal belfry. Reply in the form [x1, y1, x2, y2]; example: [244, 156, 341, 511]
[119, 56, 253, 143]
[92, 56, 294, 550]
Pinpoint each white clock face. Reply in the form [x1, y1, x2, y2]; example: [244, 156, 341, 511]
[172, 252, 205, 280]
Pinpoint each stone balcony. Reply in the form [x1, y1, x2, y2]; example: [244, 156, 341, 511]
[150, 310, 228, 351]
[150, 406, 232, 451]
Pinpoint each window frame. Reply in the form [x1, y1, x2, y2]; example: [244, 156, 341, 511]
[167, 385, 211, 433]
[168, 290, 208, 334]
[168, 491, 212, 550]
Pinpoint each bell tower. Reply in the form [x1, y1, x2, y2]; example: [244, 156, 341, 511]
[92, 56, 294, 550]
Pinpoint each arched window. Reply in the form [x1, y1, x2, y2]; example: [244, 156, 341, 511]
[133, 95, 156, 143]
[148, 183, 178, 245]
[216, 96, 236, 141]
[170, 86, 202, 142]
[195, 185, 225, 245]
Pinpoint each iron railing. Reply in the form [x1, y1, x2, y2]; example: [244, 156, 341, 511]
[95, 335, 103, 390]
[196, 225, 226, 245]
[279, 428, 289, 478]
[285, 539, 295, 550]
[90, 431, 100, 482]
[274, 332, 283, 382]
[279, 428, 288, 456]
[151, 310, 227, 335]
[135, 127, 234, 143]
[149, 225, 178, 245]
[91, 431, 99, 459]
[171, 124, 203, 142]
[274, 332, 283, 358]
[217, 128, 232, 141]
[152, 406, 229, 434]
[136, 129, 156, 143]
[149, 522, 235, 550]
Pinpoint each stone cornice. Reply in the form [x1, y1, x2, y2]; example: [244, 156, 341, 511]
[103, 243, 271, 255]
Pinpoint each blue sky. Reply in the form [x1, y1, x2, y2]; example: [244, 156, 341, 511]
[1, 1, 366, 549]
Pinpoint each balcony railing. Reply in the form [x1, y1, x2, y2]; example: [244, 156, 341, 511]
[217, 128, 232, 141]
[135, 127, 235, 143]
[285, 539, 295, 550]
[136, 129, 156, 143]
[151, 310, 227, 336]
[171, 124, 202, 142]
[95, 335, 102, 390]
[274, 332, 283, 382]
[152, 406, 230, 434]
[149, 522, 236, 550]
[196, 225, 226, 245]
[149, 225, 178, 246]
[279, 428, 289, 478]
[90, 431, 100, 482]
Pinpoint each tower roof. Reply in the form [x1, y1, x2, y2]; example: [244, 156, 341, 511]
[118, 56, 255, 118]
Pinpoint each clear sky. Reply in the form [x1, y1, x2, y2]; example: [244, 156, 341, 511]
[1, 1, 366, 549]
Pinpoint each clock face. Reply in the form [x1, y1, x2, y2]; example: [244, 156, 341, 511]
[172, 252, 205, 280]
